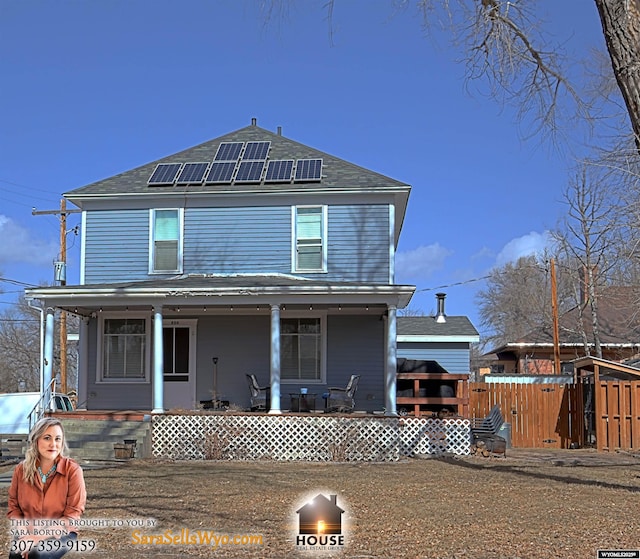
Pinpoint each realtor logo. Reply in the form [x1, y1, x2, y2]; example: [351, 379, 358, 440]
[294, 493, 347, 551]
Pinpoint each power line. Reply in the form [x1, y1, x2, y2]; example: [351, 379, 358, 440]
[0, 177, 63, 196]
[415, 275, 492, 293]
[0, 277, 38, 288]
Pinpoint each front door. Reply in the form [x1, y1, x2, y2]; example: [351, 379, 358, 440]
[163, 319, 197, 410]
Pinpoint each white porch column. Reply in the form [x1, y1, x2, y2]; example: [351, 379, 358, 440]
[77, 317, 90, 410]
[43, 307, 55, 402]
[268, 304, 282, 414]
[152, 305, 164, 413]
[384, 304, 398, 416]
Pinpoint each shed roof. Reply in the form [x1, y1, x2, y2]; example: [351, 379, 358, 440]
[397, 316, 479, 341]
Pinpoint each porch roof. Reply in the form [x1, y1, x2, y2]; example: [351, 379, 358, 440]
[24, 273, 416, 314]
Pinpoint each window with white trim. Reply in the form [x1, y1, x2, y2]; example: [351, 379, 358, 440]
[281, 317, 322, 381]
[293, 206, 326, 272]
[150, 209, 183, 273]
[100, 318, 148, 381]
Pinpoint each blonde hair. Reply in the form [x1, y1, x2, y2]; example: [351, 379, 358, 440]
[23, 417, 69, 485]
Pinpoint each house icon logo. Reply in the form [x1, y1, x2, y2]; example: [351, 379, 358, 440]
[294, 493, 346, 551]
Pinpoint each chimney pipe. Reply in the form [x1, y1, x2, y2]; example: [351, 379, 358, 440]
[251, 117, 257, 126]
[277, 126, 282, 135]
[435, 293, 446, 323]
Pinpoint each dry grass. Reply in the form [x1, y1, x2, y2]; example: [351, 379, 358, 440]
[1, 449, 639, 558]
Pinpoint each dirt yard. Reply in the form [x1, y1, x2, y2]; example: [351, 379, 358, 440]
[1, 448, 639, 559]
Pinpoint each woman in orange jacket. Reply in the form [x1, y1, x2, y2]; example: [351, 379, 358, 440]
[7, 417, 86, 559]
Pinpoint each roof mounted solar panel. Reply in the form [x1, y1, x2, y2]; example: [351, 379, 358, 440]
[235, 160, 265, 183]
[243, 141, 270, 161]
[294, 159, 323, 182]
[176, 162, 209, 184]
[205, 161, 236, 183]
[148, 163, 183, 185]
[265, 160, 294, 182]
[214, 142, 244, 161]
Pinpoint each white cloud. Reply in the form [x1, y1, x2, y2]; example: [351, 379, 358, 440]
[495, 230, 553, 267]
[395, 243, 452, 281]
[0, 215, 59, 266]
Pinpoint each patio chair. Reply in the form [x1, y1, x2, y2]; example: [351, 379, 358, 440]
[324, 374, 360, 412]
[246, 374, 270, 411]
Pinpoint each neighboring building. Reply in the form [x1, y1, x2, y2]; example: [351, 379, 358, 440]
[485, 286, 640, 375]
[26, 120, 419, 414]
[397, 293, 480, 374]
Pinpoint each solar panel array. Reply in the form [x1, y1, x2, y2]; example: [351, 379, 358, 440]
[147, 141, 322, 186]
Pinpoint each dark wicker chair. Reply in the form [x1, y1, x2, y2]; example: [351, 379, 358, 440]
[246, 374, 270, 411]
[324, 374, 360, 412]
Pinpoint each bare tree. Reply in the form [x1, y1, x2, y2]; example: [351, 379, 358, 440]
[0, 299, 41, 392]
[594, 0, 640, 151]
[0, 298, 79, 394]
[262, 0, 640, 150]
[476, 254, 568, 348]
[553, 164, 621, 357]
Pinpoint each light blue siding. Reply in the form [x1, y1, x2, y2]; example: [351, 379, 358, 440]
[83, 204, 391, 284]
[397, 342, 471, 374]
[84, 210, 149, 283]
[194, 315, 271, 408]
[327, 205, 389, 283]
[185, 207, 291, 274]
[326, 315, 385, 412]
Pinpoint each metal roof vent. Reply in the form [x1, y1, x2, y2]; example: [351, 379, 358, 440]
[435, 292, 447, 323]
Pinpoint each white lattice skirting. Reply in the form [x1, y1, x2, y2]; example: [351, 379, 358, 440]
[152, 414, 471, 461]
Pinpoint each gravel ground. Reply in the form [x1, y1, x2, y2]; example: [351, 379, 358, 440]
[1, 448, 639, 559]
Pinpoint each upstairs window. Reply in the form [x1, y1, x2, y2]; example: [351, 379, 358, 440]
[150, 209, 183, 273]
[293, 206, 326, 272]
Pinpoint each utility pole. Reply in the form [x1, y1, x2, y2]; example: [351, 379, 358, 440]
[550, 258, 561, 375]
[32, 200, 81, 393]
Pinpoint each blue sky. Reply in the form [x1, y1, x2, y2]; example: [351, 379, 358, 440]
[0, 1, 609, 335]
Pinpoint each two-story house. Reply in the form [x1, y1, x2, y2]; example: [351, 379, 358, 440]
[25, 120, 416, 414]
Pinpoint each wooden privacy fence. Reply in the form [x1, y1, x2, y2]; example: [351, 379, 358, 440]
[595, 380, 640, 452]
[468, 382, 583, 449]
[469, 381, 640, 451]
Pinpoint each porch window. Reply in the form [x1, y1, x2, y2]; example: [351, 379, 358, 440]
[281, 317, 322, 381]
[150, 209, 183, 273]
[293, 206, 326, 272]
[101, 318, 147, 381]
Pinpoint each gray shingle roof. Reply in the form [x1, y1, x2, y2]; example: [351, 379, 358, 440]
[65, 124, 410, 199]
[397, 316, 479, 337]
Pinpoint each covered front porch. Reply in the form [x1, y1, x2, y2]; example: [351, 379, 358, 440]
[26, 275, 415, 416]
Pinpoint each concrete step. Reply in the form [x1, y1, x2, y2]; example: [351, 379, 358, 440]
[63, 419, 152, 461]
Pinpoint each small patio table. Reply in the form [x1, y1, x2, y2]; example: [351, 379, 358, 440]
[289, 393, 316, 412]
